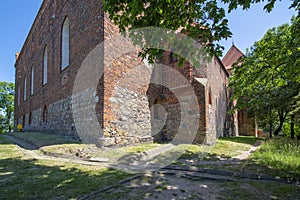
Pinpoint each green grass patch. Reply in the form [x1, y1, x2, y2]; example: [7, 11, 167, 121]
[177, 136, 260, 160]
[218, 136, 261, 145]
[218, 180, 300, 200]
[0, 136, 24, 159]
[9, 132, 80, 147]
[41, 142, 163, 162]
[247, 181, 300, 200]
[249, 137, 300, 179]
[0, 136, 132, 199]
[8, 132, 260, 163]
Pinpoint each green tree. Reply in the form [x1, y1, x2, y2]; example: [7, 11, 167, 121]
[229, 22, 300, 138]
[102, 0, 299, 137]
[0, 82, 15, 133]
[289, 15, 300, 116]
[102, 0, 299, 60]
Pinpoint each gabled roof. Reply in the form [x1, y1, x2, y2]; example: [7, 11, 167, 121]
[222, 45, 244, 71]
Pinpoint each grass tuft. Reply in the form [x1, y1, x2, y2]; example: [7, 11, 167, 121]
[250, 137, 300, 179]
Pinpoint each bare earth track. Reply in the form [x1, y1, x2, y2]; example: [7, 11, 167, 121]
[3, 134, 300, 200]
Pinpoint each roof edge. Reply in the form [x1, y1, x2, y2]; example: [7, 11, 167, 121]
[222, 44, 244, 63]
[214, 55, 230, 77]
[14, 0, 47, 68]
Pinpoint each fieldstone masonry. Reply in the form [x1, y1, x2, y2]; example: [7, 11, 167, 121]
[14, 0, 242, 148]
[15, 0, 104, 136]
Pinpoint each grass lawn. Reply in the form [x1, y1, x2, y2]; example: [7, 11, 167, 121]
[38, 136, 259, 166]
[1, 133, 299, 199]
[8, 132, 80, 147]
[246, 137, 300, 180]
[5, 133, 263, 167]
[218, 180, 300, 200]
[0, 136, 132, 199]
[176, 136, 261, 160]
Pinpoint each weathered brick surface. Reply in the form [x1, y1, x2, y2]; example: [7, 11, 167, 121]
[238, 110, 256, 136]
[14, 0, 232, 147]
[205, 57, 229, 144]
[147, 52, 229, 145]
[222, 45, 257, 136]
[15, 0, 103, 136]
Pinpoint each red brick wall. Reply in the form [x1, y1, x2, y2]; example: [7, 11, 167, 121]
[206, 56, 229, 143]
[14, 0, 103, 133]
[14, 0, 231, 146]
[147, 52, 229, 145]
[238, 109, 256, 136]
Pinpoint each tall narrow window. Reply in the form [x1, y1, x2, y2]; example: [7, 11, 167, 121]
[23, 115, 26, 127]
[24, 77, 27, 101]
[61, 17, 70, 70]
[29, 112, 32, 125]
[30, 67, 34, 95]
[208, 88, 212, 105]
[17, 86, 20, 106]
[43, 46, 48, 85]
[42, 105, 48, 124]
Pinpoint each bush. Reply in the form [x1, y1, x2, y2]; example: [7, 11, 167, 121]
[282, 121, 300, 138]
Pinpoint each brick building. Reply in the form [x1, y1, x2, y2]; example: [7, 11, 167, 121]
[14, 0, 234, 147]
[222, 44, 257, 136]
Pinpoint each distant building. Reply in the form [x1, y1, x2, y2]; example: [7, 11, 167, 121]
[222, 44, 244, 75]
[223, 44, 257, 136]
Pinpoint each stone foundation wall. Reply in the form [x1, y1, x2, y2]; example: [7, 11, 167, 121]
[102, 85, 153, 148]
[14, 0, 231, 148]
[191, 79, 207, 144]
[204, 57, 229, 144]
[17, 97, 76, 137]
[14, 0, 104, 131]
[150, 88, 181, 143]
[147, 53, 207, 144]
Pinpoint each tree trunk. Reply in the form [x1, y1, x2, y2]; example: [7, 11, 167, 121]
[274, 122, 283, 136]
[269, 109, 273, 139]
[291, 114, 295, 140]
[7, 111, 11, 133]
[274, 110, 287, 136]
[8, 122, 11, 132]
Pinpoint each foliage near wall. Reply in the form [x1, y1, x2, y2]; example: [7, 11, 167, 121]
[0, 82, 14, 133]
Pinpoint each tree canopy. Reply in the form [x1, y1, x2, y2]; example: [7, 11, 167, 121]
[229, 20, 300, 137]
[0, 82, 14, 133]
[102, 0, 299, 61]
[102, 0, 300, 137]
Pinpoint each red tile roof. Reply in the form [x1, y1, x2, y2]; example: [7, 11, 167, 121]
[222, 45, 244, 71]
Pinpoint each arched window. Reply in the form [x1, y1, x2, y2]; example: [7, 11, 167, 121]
[24, 77, 27, 101]
[17, 86, 20, 106]
[29, 112, 32, 125]
[23, 115, 26, 127]
[30, 67, 34, 95]
[61, 17, 70, 70]
[208, 87, 212, 105]
[42, 105, 48, 124]
[43, 46, 48, 85]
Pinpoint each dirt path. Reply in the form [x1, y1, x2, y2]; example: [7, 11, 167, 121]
[80, 168, 295, 200]
[3, 135, 108, 167]
[234, 140, 262, 160]
[4, 135, 298, 200]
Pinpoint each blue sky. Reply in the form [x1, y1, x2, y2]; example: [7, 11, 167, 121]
[0, 1, 296, 83]
[0, 0, 43, 83]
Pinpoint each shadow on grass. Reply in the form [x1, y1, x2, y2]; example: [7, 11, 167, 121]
[6, 131, 81, 149]
[243, 159, 300, 182]
[218, 136, 263, 146]
[0, 157, 130, 199]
